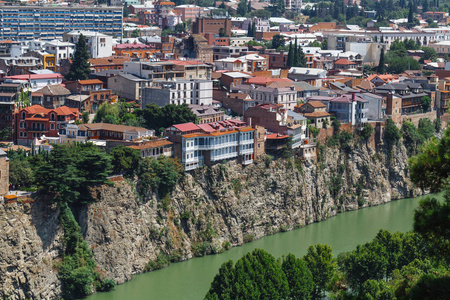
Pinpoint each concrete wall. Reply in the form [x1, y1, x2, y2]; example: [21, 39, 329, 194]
[0, 154, 9, 196]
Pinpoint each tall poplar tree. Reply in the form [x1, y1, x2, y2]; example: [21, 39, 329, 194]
[247, 22, 253, 37]
[66, 34, 91, 81]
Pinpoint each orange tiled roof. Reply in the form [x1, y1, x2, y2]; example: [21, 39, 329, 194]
[303, 111, 331, 118]
[306, 101, 326, 108]
[127, 139, 172, 150]
[78, 79, 103, 85]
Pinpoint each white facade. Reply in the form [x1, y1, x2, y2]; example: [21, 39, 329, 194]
[64, 31, 113, 59]
[43, 40, 75, 64]
[214, 58, 248, 72]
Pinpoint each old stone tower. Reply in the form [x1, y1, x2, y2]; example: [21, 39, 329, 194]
[0, 150, 9, 196]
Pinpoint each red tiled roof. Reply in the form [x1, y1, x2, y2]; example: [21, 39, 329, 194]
[245, 77, 292, 85]
[78, 79, 103, 85]
[334, 58, 356, 65]
[173, 122, 201, 132]
[306, 101, 326, 108]
[53, 106, 79, 116]
[303, 111, 331, 118]
[22, 104, 50, 115]
[266, 133, 289, 140]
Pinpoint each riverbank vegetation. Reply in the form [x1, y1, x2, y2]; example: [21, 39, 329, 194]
[206, 127, 450, 300]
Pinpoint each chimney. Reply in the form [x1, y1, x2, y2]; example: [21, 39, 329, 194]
[352, 92, 356, 100]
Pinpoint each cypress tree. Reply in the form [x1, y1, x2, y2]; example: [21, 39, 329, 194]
[66, 34, 91, 81]
[247, 0, 251, 13]
[408, 1, 414, 23]
[287, 42, 293, 67]
[247, 22, 252, 37]
[298, 46, 306, 67]
[252, 21, 256, 37]
[377, 48, 386, 74]
[293, 37, 299, 67]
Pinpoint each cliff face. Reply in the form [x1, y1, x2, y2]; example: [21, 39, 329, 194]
[0, 201, 62, 300]
[0, 142, 418, 298]
[81, 143, 417, 286]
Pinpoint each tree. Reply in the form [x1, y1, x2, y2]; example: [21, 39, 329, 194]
[418, 118, 435, 140]
[358, 123, 374, 141]
[237, 0, 248, 16]
[271, 34, 285, 50]
[298, 46, 306, 67]
[123, 4, 130, 17]
[205, 249, 290, 299]
[408, 127, 450, 192]
[131, 29, 140, 38]
[247, 0, 251, 12]
[247, 21, 253, 37]
[281, 254, 314, 300]
[421, 46, 438, 61]
[66, 34, 91, 81]
[408, 1, 414, 23]
[218, 27, 228, 37]
[293, 37, 299, 67]
[82, 112, 89, 124]
[402, 121, 423, 155]
[383, 118, 401, 152]
[9, 159, 34, 187]
[303, 244, 336, 299]
[387, 56, 420, 74]
[110, 146, 141, 177]
[287, 42, 294, 68]
[377, 48, 385, 74]
[421, 96, 432, 112]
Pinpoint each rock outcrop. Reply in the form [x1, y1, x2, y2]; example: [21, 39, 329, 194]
[0, 142, 419, 298]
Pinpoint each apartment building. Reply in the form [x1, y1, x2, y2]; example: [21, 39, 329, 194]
[107, 73, 152, 103]
[123, 60, 212, 80]
[43, 41, 75, 65]
[63, 31, 113, 59]
[164, 119, 257, 171]
[173, 5, 206, 22]
[5, 73, 64, 92]
[193, 17, 232, 37]
[0, 6, 123, 40]
[233, 83, 298, 110]
[142, 80, 213, 107]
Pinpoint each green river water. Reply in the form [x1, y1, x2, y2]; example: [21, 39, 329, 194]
[88, 193, 438, 300]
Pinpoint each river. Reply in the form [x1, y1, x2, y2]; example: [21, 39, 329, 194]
[88, 193, 436, 300]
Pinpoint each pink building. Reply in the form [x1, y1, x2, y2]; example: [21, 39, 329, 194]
[173, 5, 206, 22]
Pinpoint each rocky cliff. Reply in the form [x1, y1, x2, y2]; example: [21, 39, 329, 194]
[0, 142, 419, 298]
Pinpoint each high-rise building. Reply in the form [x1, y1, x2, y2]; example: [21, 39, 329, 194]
[0, 6, 123, 40]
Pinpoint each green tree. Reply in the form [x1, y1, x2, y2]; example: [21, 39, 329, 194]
[110, 146, 141, 177]
[271, 34, 285, 50]
[205, 249, 290, 300]
[377, 48, 386, 74]
[82, 112, 89, 124]
[123, 4, 130, 17]
[131, 29, 140, 38]
[293, 37, 299, 67]
[93, 102, 119, 123]
[9, 159, 34, 187]
[281, 254, 314, 300]
[408, 1, 414, 23]
[421, 96, 432, 112]
[237, 0, 248, 16]
[298, 46, 306, 67]
[358, 123, 374, 141]
[418, 118, 434, 140]
[303, 244, 336, 299]
[287, 42, 293, 67]
[247, 21, 253, 37]
[402, 121, 423, 155]
[66, 34, 91, 81]
[383, 118, 401, 152]
[421, 46, 438, 61]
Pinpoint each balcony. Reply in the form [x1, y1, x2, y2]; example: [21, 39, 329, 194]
[239, 148, 253, 155]
[211, 152, 238, 161]
[242, 159, 253, 165]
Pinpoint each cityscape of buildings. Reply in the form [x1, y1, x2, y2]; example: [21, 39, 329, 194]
[0, 0, 448, 173]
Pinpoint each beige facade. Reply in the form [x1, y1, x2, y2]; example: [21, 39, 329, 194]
[0, 150, 9, 196]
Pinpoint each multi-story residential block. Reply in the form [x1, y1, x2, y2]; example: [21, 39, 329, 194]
[239, 53, 268, 73]
[221, 93, 255, 116]
[244, 104, 309, 149]
[202, 33, 229, 47]
[88, 56, 130, 73]
[0, 6, 123, 40]
[214, 57, 248, 72]
[142, 79, 213, 107]
[0, 93, 16, 142]
[193, 17, 232, 37]
[5, 73, 64, 92]
[65, 79, 111, 113]
[107, 73, 152, 103]
[438, 78, 450, 117]
[233, 82, 298, 110]
[375, 82, 430, 115]
[164, 119, 257, 171]
[322, 93, 369, 127]
[212, 46, 248, 60]
[267, 50, 289, 69]
[220, 72, 254, 90]
[113, 43, 157, 59]
[16, 105, 80, 146]
[43, 41, 75, 65]
[32, 84, 71, 109]
[123, 60, 212, 80]
[63, 31, 113, 59]
[173, 4, 206, 22]
[0, 57, 42, 76]
[422, 11, 449, 24]
[291, 81, 320, 100]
